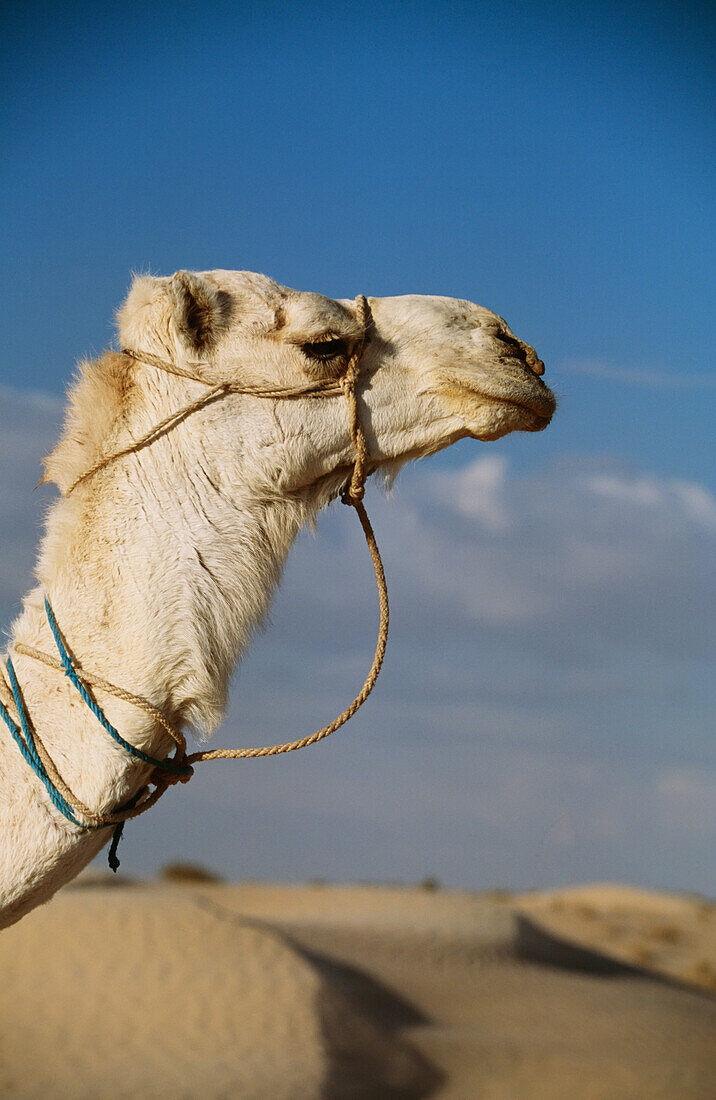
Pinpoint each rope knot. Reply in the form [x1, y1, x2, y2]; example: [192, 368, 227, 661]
[340, 371, 356, 396]
[340, 478, 365, 505]
[156, 761, 194, 786]
[341, 486, 364, 506]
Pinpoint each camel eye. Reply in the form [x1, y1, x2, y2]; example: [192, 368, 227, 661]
[301, 337, 349, 362]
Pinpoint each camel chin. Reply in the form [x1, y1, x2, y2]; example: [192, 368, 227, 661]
[439, 382, 556, 443]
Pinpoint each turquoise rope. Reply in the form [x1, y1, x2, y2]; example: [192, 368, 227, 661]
[1, 667, 138, 869]
[43, 597, 191, 777]
[1, 598, 191, 869]
[1, 658, 86, 828]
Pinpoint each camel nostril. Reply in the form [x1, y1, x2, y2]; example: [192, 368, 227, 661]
[521, 344, 545, 377]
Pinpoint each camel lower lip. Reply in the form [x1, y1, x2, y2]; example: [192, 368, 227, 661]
[478, 393, 555, 424]
[524, 411, 551, 431]
[519, 399, 554, 422]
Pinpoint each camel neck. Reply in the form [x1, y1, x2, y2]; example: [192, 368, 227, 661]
[0, 477, 308, 926]
[28, 468, 308, 744]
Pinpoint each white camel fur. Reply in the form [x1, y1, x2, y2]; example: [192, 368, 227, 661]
[0, 270, 555, 929]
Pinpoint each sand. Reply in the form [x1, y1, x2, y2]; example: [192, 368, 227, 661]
[516, 883, 716, 993]
[0, 878, 713, 1098]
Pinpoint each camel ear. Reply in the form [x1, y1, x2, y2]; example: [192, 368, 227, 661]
[169, 271, 233, 352]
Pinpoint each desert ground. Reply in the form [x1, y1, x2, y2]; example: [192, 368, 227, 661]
[0, 876, 713, 1099]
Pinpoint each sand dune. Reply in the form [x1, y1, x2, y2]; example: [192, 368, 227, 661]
[0, 880, 713, 1098]
[516, 883, 716, 993]
[0, 889, 327, 1099]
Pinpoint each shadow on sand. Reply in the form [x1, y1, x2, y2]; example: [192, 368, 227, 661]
[191, 893, 445, 1100]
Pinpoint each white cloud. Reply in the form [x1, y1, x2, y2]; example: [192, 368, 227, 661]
[445, 454, 513, 532]
[671, 480, 716, 531]
[564, 360, 716, 391]
[376, 455, 716, 663]
[583, 473, 666, 507]
[583, 471, 716, 530]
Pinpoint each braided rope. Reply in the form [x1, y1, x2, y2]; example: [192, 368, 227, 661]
[1, 661, 85, 827]
[66, 351, 345, 495]
[13, 643, 187, 754]
[67, 383, 231, 494]
[1, 673, 165, 832]
[2, 654, 181, 831]
[5, 295, 390, 860]
[40, 597, 191, 777]
[187, 497, 387, 764]
[0, 664, 14, 712]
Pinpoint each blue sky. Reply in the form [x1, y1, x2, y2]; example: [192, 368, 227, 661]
[3, 1, 713, 485]
[1, 2, 714, 892]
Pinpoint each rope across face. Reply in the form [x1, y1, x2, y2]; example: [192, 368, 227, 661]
[5, 295, 389, 870]
[69, 294, 374, 500]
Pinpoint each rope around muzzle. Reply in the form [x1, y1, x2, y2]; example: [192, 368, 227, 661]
[5, 295, 390, 867]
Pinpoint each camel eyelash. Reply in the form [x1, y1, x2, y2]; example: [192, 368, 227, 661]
[300, 337, 350, 361]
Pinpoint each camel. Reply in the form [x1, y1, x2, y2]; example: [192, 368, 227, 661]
[0, 270, 555, 929]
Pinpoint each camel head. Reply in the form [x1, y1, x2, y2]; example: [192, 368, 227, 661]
[110, 270, 556, 505]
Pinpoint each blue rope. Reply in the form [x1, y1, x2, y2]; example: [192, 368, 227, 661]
[43, 597, 191, 777]
[1, 659, 86, 827]
[0, 668, 143, 869]
[1, 598, 192, 870]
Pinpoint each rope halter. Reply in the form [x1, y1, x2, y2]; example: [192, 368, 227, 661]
[3, 295, 390, 869]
